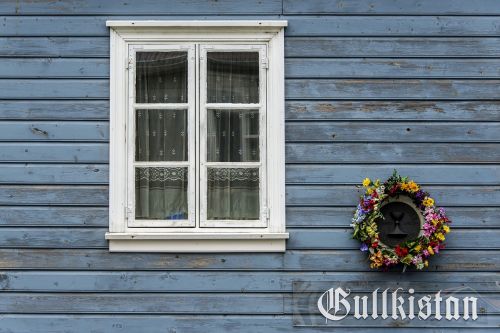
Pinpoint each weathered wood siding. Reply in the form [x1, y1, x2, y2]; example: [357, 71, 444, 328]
[0, 1, 499, 331]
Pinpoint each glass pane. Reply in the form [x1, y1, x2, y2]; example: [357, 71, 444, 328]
[136, 109, 187, 162]
[136, 52, 187, 103]
[207, 168, 259, 220]
[207, 109, 259, 162]
[135, 167, 188, 220]
[207, 52, 259, 104]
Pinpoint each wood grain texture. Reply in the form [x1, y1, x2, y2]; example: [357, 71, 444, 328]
[0, 1, 283, 15]
[283, 0, 500, 15]
[286, 122, 500, 142]
[0, 101, 109, 120]
[286, 185, 500, 206]
[1, 16, 498, 37]
[285, 101, 500, 121]
[0, 206, 108, 226]
[0, 164, 108, 184]
[285, 37, 500, 57]
[0, 121, 109, 141]
[0, 185, 108, 206]
[0, 58, 109, 78]
[285, 164, 500, 185]
[0, 227, 495, 250]
[0, 143, 108, 162]
[0, 315, 497, 332]
[286, 58, 500, 78]
[286, 143, 500, 163]
[0, 249, 495, 272]
[0, 37, 109, 57]
[286, 79, 500, 100]
[285, 17, 500, 37]
[1, 271, 498, 292]
[0, 79, 108, 99]
[287, 206, 500, 228]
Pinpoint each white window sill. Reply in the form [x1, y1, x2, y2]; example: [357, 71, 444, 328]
[105, 232, 289, 252]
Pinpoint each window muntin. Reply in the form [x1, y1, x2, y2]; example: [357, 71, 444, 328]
[127, 44, 196, 228]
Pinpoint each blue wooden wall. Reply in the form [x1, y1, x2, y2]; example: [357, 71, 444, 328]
[0, 0, 499, 331]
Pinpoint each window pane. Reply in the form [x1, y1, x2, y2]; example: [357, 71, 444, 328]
[207, 52, 259, 104]
[136, 109, 187, 161]
[207, 168, 259, 220]
[207, 109, 259, 162]
[136, 52, 187, 103]
[135, 167, 188, 220]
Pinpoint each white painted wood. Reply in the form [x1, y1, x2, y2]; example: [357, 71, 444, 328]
[108, 21, 288, 251]
[108, 238, 287, 252]
[106, 20, 288, 28]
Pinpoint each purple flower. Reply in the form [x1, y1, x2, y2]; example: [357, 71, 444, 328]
[360, 243, 369, 252]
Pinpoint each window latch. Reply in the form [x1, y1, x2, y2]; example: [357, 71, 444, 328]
[261, 58, 269, 69]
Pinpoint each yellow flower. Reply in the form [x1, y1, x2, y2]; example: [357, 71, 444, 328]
[436, 233, 445, 241]
[374, 179, 381, 187]
[370, 251, 383, 269]
[414, 244, 422, 252]
[431, 219, 439, 226]
[408, 181, 419, 192]
[400, 182, 409, 191]
[366, 188, 374, 195]
[443, 225, 450, 233]
[424, 260, 429, 267]
[422, 197, 435, 207]
[427, 246, 434, 255]
[362, 178, 371, 187]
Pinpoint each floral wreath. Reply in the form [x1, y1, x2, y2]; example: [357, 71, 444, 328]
[351, 171, 451, 270]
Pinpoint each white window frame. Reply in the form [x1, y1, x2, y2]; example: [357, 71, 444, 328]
[106, 21, 288, 252]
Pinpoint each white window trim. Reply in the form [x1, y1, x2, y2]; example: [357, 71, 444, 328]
[106, 20, 288, 252]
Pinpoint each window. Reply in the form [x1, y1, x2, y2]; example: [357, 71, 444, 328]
[106, 21, 288, 252]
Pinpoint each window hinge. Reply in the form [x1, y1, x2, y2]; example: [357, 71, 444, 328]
[261, 58, 269, 69]
[125, 206, 132, 219]
[126, 58, 133, 70]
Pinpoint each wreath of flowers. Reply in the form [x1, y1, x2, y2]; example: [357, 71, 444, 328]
[351, 170, 451, 270]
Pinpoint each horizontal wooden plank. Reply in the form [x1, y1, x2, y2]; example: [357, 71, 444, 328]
[0, 58, 108, 78]
[286, 143, 500, 163]
[286, 58, 500, 79]
[287, 206, 500, 228]
[0, 315, 497, 332]
[1, 271, 498, 292]
[286, 17, 500, 37]
[0, 121, 108, 142]
[0, 293, 285, 314]
[0, 79, 108, 99]
[0, 207, 107, 227]
[0, 37, 109, 58]
[0, 185, 108, 206]
[0, 227, 494, 250]
[284, 0, 500, 15]
[286, 79, 500, 100]
[0, 164, 108, 184]
[0, 1, 282, 15]
[0, 101, 109, 120]
[1, 185, 497, 207]
[286, 185, 500, 206]
[285, 37, 500, 58]
[4, 58, 499, 79]
[0, 121, 108, 141]
[0, 249, 284, 271]
[0, 143, 108, 162]
[288, 228, 500, 250]
[8, 142, 499, 164]
[0, 205, 495, 228]
[286, 122, 500, 142]
[0, 249, 495, 272]
[286, 165, 500, 185]
[0, 16, 281, 37]
[1, 16, 498, 37]
[285, 101, 500, 121]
